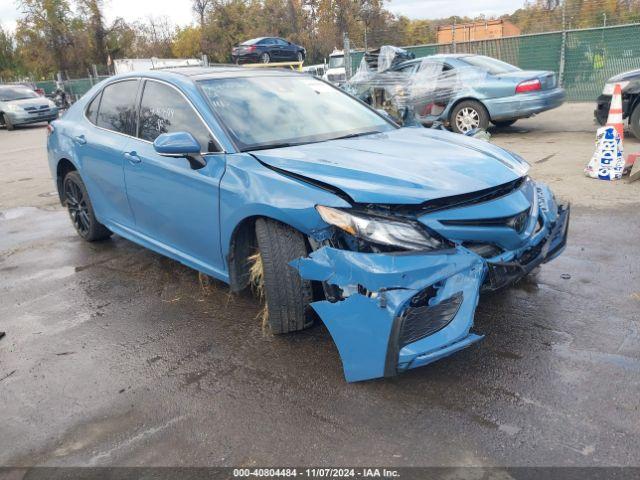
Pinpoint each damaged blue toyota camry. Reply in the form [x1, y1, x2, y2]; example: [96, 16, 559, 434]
[47, 67, 569, 382]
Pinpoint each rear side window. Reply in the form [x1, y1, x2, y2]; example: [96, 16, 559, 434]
[137, 80, 216, 152]
[86, 92, 101, 124]
[96, 80, 139, 135]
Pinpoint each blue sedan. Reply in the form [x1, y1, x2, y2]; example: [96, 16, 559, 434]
[379, 54, 566, 133]
[47, 67, 569, 382]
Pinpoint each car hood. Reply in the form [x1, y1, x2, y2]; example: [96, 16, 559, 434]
[252, 128, 529, 205]
[608, 68, 640, 82]
[3, 97, 51, 108]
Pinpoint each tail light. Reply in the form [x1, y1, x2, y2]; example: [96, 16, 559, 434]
[246, 46, 257, 52]
[516, 79, 541, 94]
[46, 124, 54, 136]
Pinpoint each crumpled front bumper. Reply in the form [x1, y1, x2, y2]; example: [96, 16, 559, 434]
[292, 195, 570, 383]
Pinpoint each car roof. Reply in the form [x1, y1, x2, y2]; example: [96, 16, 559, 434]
[112, 65, 303, 82]
[391, 54, 477, 69]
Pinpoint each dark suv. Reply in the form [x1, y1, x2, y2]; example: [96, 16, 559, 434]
[595, 68, 640, 139]
[231, 37, 306, 65]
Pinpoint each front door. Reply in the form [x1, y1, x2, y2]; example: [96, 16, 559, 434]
[122, 79, 226, 276]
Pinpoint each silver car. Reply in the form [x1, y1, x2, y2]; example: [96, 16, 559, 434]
[0, 85, 59, 130]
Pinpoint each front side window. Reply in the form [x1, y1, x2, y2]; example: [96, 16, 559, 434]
[199, 75, 395, 151]
[96, 80, 138, 135]
[137, 80, 215, 152]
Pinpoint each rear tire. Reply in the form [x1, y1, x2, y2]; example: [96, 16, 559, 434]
[260, 52, 270, 64]
[254, 218, 314, 334]
[630, 105, 640, 140]
[63, 171, 112, 242]
[492, 119, 517, 128]
[450, 100, 489, 134]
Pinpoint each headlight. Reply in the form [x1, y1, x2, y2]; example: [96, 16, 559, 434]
[316, 205, 445, 251]
[47, 99, 56, 108]
[6, 104, 23, 112]
[603, 81, 629, 95]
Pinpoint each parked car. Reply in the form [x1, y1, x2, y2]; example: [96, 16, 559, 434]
[354, 54, 566, 133]
[594, 68, 640, 139]
[47, 67, 569, 382]
[231, 37, 306, 64]
[0, 85, 59, 130]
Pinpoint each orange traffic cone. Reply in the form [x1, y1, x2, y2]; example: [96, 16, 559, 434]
[607, 83, 624, 141]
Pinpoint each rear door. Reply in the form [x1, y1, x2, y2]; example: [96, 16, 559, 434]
[122, 79, 226, 273]
[77, 79, 139, 227]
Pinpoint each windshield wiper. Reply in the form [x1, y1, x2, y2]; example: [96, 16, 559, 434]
[333, 131, 380, 140]
[246, 141, 312, 152]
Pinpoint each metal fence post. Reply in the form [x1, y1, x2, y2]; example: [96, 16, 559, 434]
[559, 0, 567, 86]
[343, 32, 352, 79]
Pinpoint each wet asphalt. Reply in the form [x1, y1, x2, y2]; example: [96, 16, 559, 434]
[1, 117, 639, 467]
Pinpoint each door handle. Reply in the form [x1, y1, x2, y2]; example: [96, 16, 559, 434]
[124, 151, 141, 164]
[73, 134, 87, 145]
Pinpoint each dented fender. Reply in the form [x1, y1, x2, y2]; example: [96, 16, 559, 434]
[291, 247, 487, 382]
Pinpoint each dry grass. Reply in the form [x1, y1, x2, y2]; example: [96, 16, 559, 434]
[248, 252, 269, 331]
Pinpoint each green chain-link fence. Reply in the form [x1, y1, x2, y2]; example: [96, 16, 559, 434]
[351, 23, 640, 101]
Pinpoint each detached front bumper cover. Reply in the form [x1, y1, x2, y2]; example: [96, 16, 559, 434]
[292, 201, 570, 383]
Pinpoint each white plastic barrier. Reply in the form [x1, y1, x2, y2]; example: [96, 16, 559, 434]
[584, 126, 625, 181]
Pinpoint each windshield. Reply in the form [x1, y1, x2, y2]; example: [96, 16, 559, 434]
[199, 75, 394, 151]
[328, 56, 345, 69]
[460, 55, 520, 75]
[0, 87, 39, 101]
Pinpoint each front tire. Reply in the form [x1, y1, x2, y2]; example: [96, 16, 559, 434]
[254, 218, 314, 334]
[630, 105, 640, 140]
[3, 114, 15, 131]
[450, 100, 489, 134]
[63, 171, 112, 242]
[297, 51, 304, 63]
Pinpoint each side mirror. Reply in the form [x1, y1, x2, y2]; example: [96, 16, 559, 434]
[153, 131, 206, 169]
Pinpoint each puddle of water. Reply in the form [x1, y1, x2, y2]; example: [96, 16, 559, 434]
[0, 207, 39, 221]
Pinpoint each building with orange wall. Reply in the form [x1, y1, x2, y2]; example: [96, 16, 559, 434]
[437, 20, 521, 44]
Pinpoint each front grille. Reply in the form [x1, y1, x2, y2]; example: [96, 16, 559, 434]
[440, 208, 530, 234]
[398, 292, 463, 348]
[24, 105, 50, 114]
[418, 177, 526, 215]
